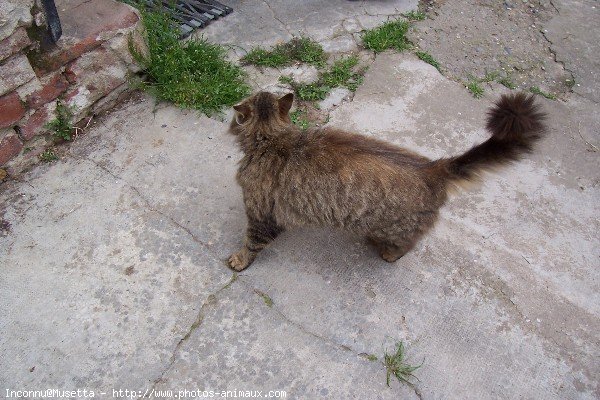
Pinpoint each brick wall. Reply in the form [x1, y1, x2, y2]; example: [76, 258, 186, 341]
[0, 0, 146, 172]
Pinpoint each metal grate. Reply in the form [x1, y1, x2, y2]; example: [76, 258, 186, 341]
[141, 0, 233, 37]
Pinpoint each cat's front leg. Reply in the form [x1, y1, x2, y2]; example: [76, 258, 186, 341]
[228, 215, 283, 271]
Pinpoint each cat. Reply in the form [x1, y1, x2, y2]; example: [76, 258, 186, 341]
[227, 91, 545, 271]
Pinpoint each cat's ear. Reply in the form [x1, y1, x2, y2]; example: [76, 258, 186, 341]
[278, 92, 294, 115]
[233, 102, 251, 124]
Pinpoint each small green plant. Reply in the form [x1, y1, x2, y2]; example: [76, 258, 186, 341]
[130, 10, 249, 114]
[529, 86, 557, 100]
[294, 83, 331, 101]
[467, 80, 484, 98]
[254, 290, 273, 307]
[384, 341, 422, 387]
[366, 354, 378, 362]
[321, 55, 364, 91]
[280, 55, 366, 101]
[290, 109, 310, 129]
[362, 19, 411, 53]
[285, 37, 327, 66]
[241, 37, 327, 68]
[403, 10, 426, 21]
[498, 76, 517, 89]
[241, 47, 290, 68]
[39, 148, 58, 162]
[415, 51, 440, 71]
[482, 71, 500, 82]
[44, 101, 74, 141]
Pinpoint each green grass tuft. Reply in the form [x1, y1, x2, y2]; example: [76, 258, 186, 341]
[241, 47, 290, 68]
[294, 83, 331, 101]
[284, 37, 327, 66]
[467, 80, 484, 98]
[498, 76, 517, 89]
[241, 37, 327, 68]
[290, 109, 310, 129]
[482, 71, 500, 83]
[321, 55, 364, 90]
[362, 19, 411, 53]
[529, 86, 556, 100]
[44, 100, 74, 141]
[130, 10, 249, 114]
[280, 55, 366, 101]
[39, 148, 59, 162]
[403, 10, 426, 21]
[415, 51, 440, 71]
[384, 341, 422, 387]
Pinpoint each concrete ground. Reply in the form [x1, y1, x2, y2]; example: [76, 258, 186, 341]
[1, 0, 599, 399]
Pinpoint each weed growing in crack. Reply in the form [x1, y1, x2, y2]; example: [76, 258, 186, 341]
[241, 37, 327, 68]
[241, 47, 290, 68]
[466, 80, 484, 98]
[129, 9, 249, 114]
[530, 86, 557, 100]
[482, 71, 500, 83]
[362, 19, 411, 53]
[415, 51, 440, 71]
[44, 100, 74, 141]
[383, 341, 422, 387]
[254, 289, 273, 307]
[498, 76, 517, 89]
[290, 109, 310, 129]
[39, 148, 59, 162]
[280, 55, 366, 101]
[321, 55, 365, 90]
[403, 10, 426, 21]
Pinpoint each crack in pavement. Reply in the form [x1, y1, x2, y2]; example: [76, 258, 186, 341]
[237, 276, 424, 399]
[261, 0, 293, 37]
[142, 273, 239, 398]
[66, 152, 421, 395]
[67, 153, 219, 258]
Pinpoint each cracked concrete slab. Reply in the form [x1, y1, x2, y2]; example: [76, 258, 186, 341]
[199, 0, 417, 50]
[544, 0, 600, 103]
[1, 0, 599, 399]
[154, 279, 420, 399]
[0, 154, 233, 390]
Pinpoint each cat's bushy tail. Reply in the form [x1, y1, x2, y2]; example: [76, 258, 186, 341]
[433, 92, 546, 184]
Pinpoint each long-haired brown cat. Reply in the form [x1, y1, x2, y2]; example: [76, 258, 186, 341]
[227, 91, 545, 271]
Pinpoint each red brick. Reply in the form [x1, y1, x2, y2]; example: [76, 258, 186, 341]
[30, 36, 101, 76]
[0, 92, 26, 128]
[18, 105, 54, 140]
[26, 72, 69, 109]
[0, 132, 23, 165]
[0, 27, 31, 62]
[63, 47, 127, 113]
[30, 0, 140, 76]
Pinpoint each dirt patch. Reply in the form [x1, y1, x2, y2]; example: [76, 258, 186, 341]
[412, 0, 573, 98]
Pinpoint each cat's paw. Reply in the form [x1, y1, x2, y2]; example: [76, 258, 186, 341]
[380, 250, 403, 263]
[228, 250, 252, 271]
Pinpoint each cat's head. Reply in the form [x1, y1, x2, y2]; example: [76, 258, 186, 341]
[229, 91, 294, 135]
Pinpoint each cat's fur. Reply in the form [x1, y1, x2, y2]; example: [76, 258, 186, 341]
[227, 91, 546, 271]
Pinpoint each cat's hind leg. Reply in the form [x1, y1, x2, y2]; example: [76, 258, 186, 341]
[368, 213, 436, 262]
[368, 236, 416, 262]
